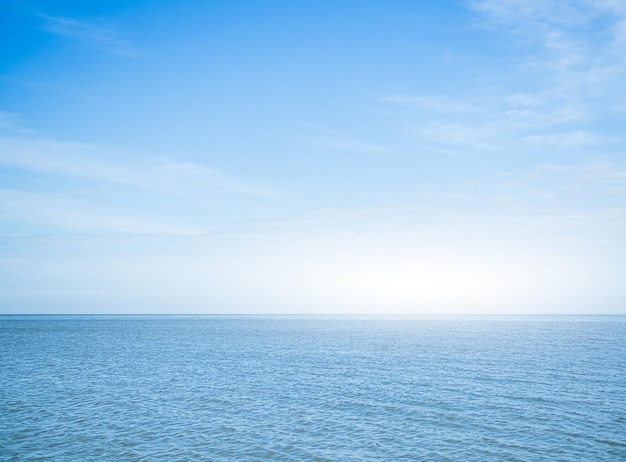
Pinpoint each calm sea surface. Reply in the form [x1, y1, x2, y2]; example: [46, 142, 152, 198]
[1, 315, 625, 461]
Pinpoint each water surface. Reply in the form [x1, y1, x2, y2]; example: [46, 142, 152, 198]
[1, 315, 625, 460]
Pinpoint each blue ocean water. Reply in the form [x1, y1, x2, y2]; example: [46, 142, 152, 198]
[1, 315, 625, 461]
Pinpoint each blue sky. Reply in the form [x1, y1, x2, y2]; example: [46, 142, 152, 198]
[1, 0, 625, 313]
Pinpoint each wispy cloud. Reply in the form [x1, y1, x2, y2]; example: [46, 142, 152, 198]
[495, 161, 626, 220]
[525, 130, 620, 147]
[0, 133, 296, 234]
[0, 135, 290, 203]
[411, 122, 500, 153]
[469, 0, 626, 30]
[154, 162, 293, 203]
[306, 136, 388, 154]
[301, 124, 389, 154]
[469, 0, 626, 85]
[527, 161, 626, 195]
[0, 111, 35, 135]
[38, 13, 139, 57]
[0, 189, 202, 235]
[382, 0, 626, 160]
[383, 95, 486, 115]
[503, 93, 544, 107]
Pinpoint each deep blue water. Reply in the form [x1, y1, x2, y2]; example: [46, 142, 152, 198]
[1, 315, 625, 461]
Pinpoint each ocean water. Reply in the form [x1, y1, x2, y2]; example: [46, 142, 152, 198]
[1, 315, 625, 461]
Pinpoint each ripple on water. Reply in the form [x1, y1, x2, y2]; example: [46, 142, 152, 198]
[1, 315, 625, 461]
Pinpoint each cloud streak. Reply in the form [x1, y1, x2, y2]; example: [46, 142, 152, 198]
[469, 0, 626, 84]
[0, 133, 296, 234]
[39, 13, 140, 57]
[0, 189, 202, 235]
[376, 1, 625, 163]
[0, 135, 289, 203]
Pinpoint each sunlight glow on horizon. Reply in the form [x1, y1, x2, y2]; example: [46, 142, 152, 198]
[1, 0, 626, 314]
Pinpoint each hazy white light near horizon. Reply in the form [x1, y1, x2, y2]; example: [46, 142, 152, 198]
[2, 0, 626, 313]
[184, 247, 614, 314]
[3, 224, 620, 314]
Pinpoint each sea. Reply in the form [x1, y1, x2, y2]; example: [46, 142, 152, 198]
[1, 315, 625, 461]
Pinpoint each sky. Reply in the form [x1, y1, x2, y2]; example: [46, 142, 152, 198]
[1, 0, 625, 314]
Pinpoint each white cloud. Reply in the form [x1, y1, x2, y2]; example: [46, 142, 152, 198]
[405, 122, 502, 156]
[39, 13, 139, 57]
[535, 162, 626, 184]
[469, 0, 626, 78]
[383, 95, 486, 115]
[0, 189, 202, 235]
[0, 133, 296, 234]
[0, 135, 290, 203]
[306, 136, 388, 154]
[525, 130, 620, 147]
[301, 124, 389, 154]
[0, 111, 34, 134]
[381, 2, 626, 161]
[525, 162, 626, 201]
[503, 93, 544, 107]
[467, 0, 626, 135]
[154, 162, 293, 202]
[470, 0, 622, 29]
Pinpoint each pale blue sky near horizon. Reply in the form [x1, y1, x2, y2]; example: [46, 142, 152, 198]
[1, 0, 626, 314]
